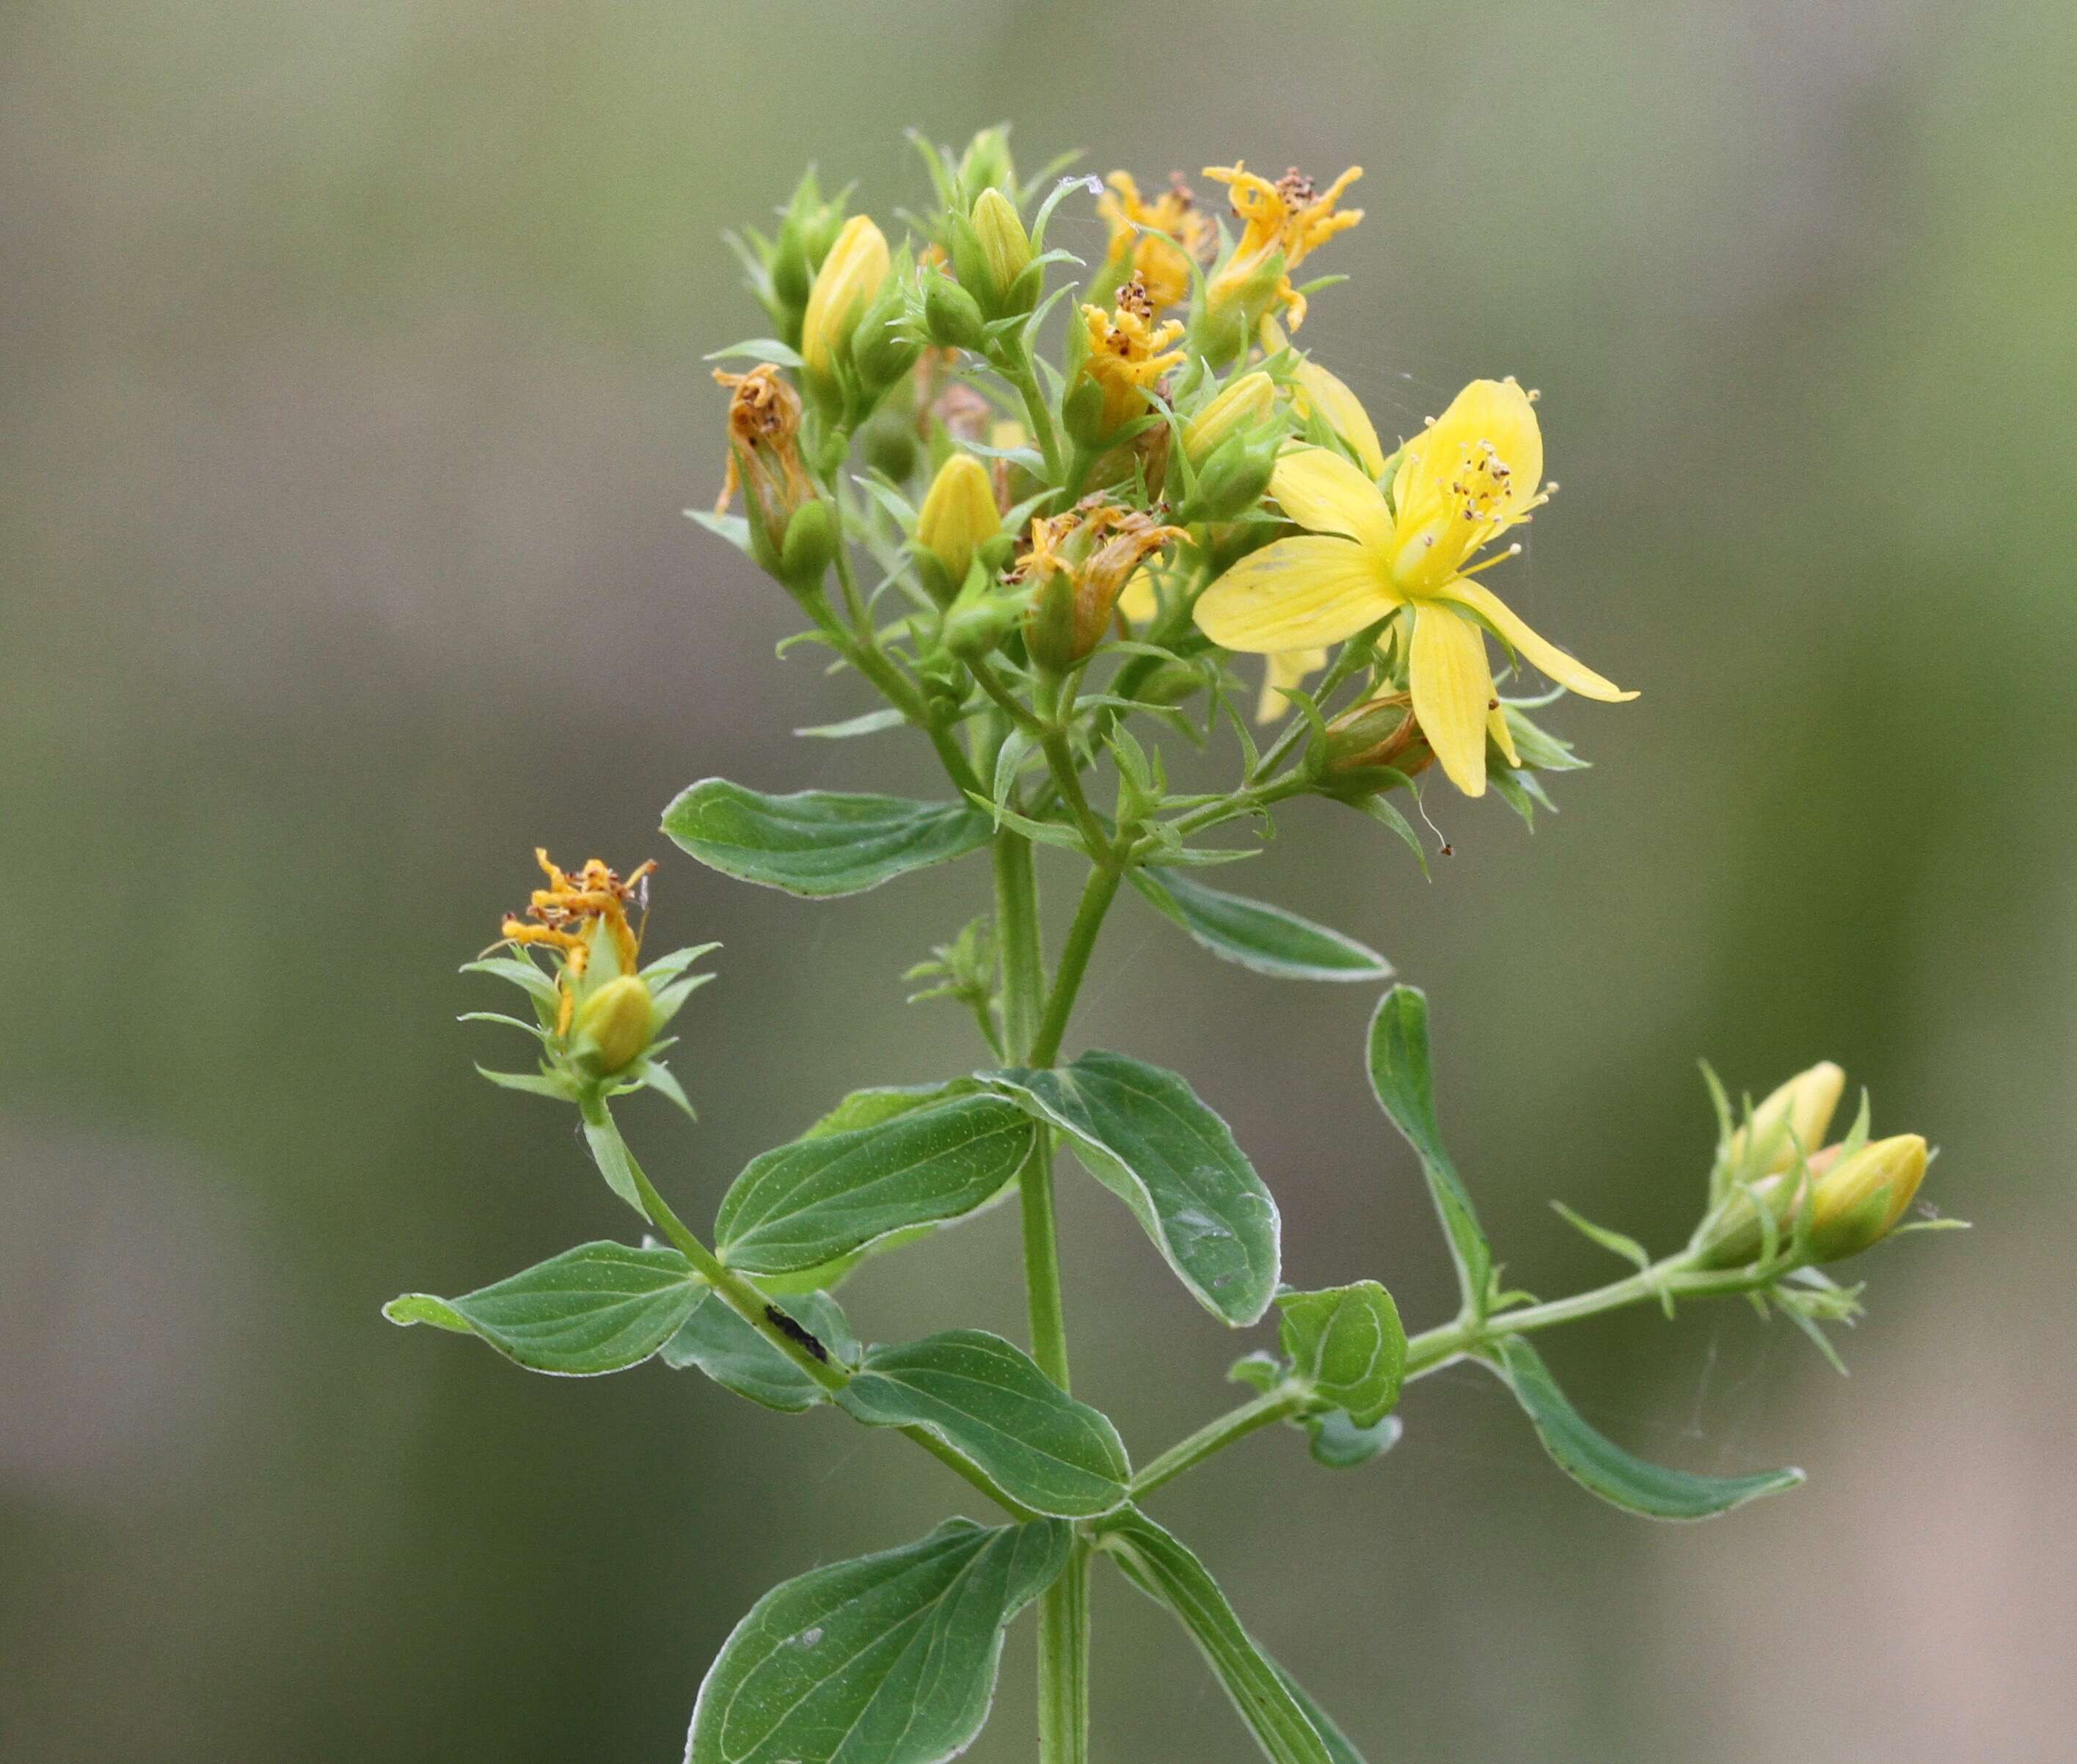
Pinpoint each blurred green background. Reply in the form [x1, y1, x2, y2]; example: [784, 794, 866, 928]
[6, 1, 2073, 1758]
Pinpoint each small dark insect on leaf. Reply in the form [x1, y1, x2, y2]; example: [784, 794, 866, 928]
[764, 1303, 830, 1362]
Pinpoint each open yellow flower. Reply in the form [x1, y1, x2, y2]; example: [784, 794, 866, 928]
[1194, 377, 1636, 796]
[1097, 171, 1215, 313]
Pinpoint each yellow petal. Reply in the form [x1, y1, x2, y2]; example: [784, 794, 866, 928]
[1194, 535, 1397, 654]
[1401, 378, 1544, 526]
[1409, 601, 1495, 797]
[1293, 359, 1387, 478]
[1486, 704, 1520, 766]
[1257, 647, 1328, 723]
[1440, 577, 1637, 703]
[1117, 566, 1158, 625]
[1269, 447, 1394, 550]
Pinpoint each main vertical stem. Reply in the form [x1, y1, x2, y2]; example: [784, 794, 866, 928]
[993, 826, 1087, 1764]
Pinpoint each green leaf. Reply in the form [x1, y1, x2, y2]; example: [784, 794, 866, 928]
[1276, 1282, 1406, 1427]
[836, 1330, 1130, 1518]
[1549, 1200, 1653, 1272]
[662, 779, 993, 899]
[1365, 987, 1492, 1314]
[1130, 870, 1392, 984]
[715, 1094, 1036, 1279]
[687, 1516, 1070, 1764]
[1489, 1335, 1806, 1520]
[1303, 1410, 1403, 1469]
[1266, 1654, 1370, 1764]
[805, 1080, 979, 1138]
[384, 1243, 698, 1376]
[795, 706, 909, 739]
[989, 1051, 1279, 1325]
[661, 1288, 857, 1411]
[704, 337, 806, 367]
[1094, 1508, 1332, 1764]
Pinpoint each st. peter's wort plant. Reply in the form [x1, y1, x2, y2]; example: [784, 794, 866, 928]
[387, 128, 1962, 1764]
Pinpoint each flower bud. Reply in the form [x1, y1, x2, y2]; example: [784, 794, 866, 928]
[1807, 1134, 1928, 1262]
[1728, 1061, 1846, 1176]
[941, 585, 1026, 660]
[965, 188, 1035, 317]
[570, 974, 653, 1077]
[1183, 372, 1277, 465]
[800, 214, 891, 379]
[847, 264, 923, 400]
[915, 453, 999, 604]
[1322, 695, 1434, 787]
[776, 498, 837, 593]
[955, 126, 1017, 211]
[1174, 431, 1279, 523]
[921, 268, 988, 352]
[767, 170, 846, 346]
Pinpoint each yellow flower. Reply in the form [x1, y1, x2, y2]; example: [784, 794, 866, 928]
[1257, 648, 1328, 722]
[1076, 279, 1186, 433]
[1263, 319, 1387, 477]
[1097, 171, 1215, 313]
[500, 850, 656, 1036]
[1202, 162, 1363, 332]
[1194, 377, 1635, 797]
[800, 213, 890, 376]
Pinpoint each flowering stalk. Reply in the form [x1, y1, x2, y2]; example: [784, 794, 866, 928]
[393, 127, 1961, 1764]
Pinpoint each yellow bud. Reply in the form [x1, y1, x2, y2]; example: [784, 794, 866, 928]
[915, 453, 999, 593]
[1183, 371, 1277, 465]
[969, 188, 1032, 304]
[1728, 1061, 1845, 1176]
[572, 975, 653, 1077]
[1808, 1134, 1928, 1262]
[800, 214, 891, 376]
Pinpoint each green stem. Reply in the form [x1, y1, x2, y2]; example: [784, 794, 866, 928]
[1037, 1538, 1090, 1764]
[1031, 863, 1120, 1068]
[995, 345, 1064, 483]
[1134, 1255, 1786, 1497]
[1129, 1387, 1304, 1499]
[797, 583, 985, 800]
[991, 823, 1085, 1764]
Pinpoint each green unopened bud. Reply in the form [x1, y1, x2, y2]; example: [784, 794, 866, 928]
[955, 126, 1017, 211]
[1728, 1061, 1846, 1176]
[777, 499, 837, 593]
[572, 975, 653, 1077]
[1807, 1134, 1928, 1262]
[941, 585, 1026, 660]
[1175, 431, 1279, 523]
[965, 189, 1035, 317]
[915, 453, 999, 604]
[858, 410, 920, 484]
[849, 265, 923, 401]
[767, 169, 845, 346]
[1183, 372, 1278, 464]
[921, 268, 988, 352]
